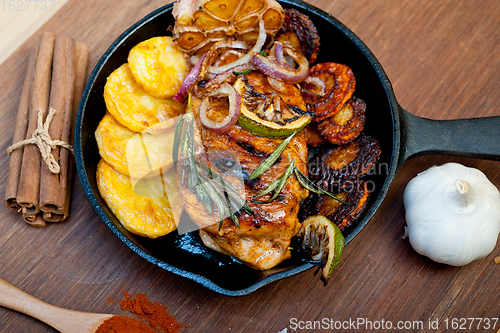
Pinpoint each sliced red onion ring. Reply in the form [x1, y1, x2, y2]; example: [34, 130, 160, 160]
[214, 50, 245, 67]
[207, 20, 267, 75]
[174, 53, 207, 103]
[274, 42, 285, 64]
[205, 63, 256, 91]
[201, 41, 248, 80]
[251, 45, 309, 83]
[200, 83, 241, 132]
[284, 55, 295, 67]
[304, 76, 326, 96]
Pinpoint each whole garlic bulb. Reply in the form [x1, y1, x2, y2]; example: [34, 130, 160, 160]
[403, 162, 500, 266]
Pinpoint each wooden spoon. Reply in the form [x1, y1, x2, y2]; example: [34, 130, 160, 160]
[0, 278, 114, 332]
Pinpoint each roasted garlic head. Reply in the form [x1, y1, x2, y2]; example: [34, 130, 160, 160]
[172, 0, 285, 54]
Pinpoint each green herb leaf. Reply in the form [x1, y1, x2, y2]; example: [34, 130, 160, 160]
[195, 181, 212, 215]
[259, 50, 268, 57]
[252, 159, 296, 203]
[224, 193, 240, 229]
[196, 162, 254, 215]
[294, 167, 348, 205]
[197, 167, 248, 229]
[254, 176, 283, 198]
[249, 132, 296, 181]
[200, 178, 228, 229]
[233, 69, 253, 76]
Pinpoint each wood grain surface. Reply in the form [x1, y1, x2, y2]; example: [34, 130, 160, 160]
[0, 0, 499, 332]
[0, 0, 70, 65]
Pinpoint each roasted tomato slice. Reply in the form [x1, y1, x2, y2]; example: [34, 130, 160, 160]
[300, 181, 370, 232]
[280, 9, 320, 65]
[317, 96, 366, 145]
[308, 134, 381, 191]
[301, 62, 356, 122]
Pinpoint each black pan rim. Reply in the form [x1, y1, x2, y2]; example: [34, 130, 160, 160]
[74, 0, 401, 296]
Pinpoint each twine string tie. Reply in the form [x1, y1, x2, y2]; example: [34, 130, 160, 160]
[7, 108, 74, 174]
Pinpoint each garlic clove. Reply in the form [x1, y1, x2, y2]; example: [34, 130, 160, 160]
[403, 162, 500, 266]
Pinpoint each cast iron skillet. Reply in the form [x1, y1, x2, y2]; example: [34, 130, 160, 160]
[75, 0, 500, 296]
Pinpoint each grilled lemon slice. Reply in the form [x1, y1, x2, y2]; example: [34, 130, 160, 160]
[233, 75, 311, 138]
[297, 215, 345, 281]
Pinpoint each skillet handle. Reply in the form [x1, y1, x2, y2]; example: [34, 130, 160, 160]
[398, 105, 500, 167]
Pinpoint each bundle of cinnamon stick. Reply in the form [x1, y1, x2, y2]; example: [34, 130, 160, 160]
[4, 32, 89, 227]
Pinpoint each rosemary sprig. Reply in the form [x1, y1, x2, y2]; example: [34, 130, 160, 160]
[199, 178, 229, 230]
[173, 93, 249, 229]
[252, 158, 296, 203]
[253, 176, 282, 198]
[294, 167, 347, 205]
[224, 192, 240, 229]
[194, 181, 212, 215]
[249, 131, 296, 181]
[196, 162, 254, 215]
[250, 159, 347, 205]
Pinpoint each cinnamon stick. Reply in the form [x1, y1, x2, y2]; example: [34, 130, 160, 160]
[16, 32, 55, 220]
[23, 212, 46, 228]
[4, 37, 40, 210]
[39, 37, 75, 220]
[41, 41, 89, 222]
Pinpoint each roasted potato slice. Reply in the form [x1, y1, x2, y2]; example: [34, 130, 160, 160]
[95, 113, 134, 177]
[301, 62, 356, 122]
[308, 134, 381, 191]
[104, 63, 185, 132]
[317, 96, 366, 145]
[95, 113, 177, 179]
[300, 181, 370, 232]
[128, 36, 188, 99]
[96, 159, 182, 238]
[280, 8, 320, 65]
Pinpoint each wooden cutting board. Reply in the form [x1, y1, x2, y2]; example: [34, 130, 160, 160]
[0, 0, 499, 332]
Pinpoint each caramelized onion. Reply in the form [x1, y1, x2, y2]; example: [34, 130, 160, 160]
[205, 63, 256, 91]
[200, 83, 241, 132]
[207, 20, 267, 75]
[174, 53, 207, 102]
[267, 76, 286, 92]
[304, 76, 326, 96]
[274, 42, 285, 64]
[251, 45, 309, 83]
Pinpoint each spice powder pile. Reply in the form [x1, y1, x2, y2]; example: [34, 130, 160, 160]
[95, 316, 156, 333]
[98, 291, 185, 333]
[120, 291, 184, 333]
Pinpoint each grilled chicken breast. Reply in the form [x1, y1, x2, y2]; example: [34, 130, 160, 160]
[179, 92, 309, 270]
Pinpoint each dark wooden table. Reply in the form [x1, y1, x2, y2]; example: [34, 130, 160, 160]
[1, 0, 499, 332]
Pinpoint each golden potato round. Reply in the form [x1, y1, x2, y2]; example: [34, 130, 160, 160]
[95, 113, 133, 176]
[128, 36, 188, 99]
[95, 113, 177, 179]
[96, 159, 182, 238]
[104, 63, 185, 132]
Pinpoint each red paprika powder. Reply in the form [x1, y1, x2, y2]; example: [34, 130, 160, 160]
[119, 291, 184, 333]
[95, 315, 156, 333]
